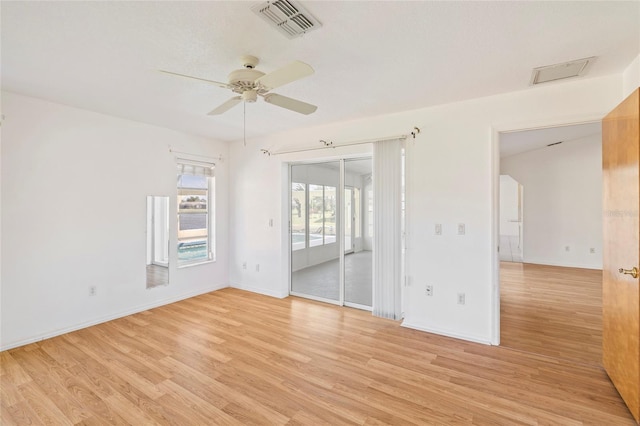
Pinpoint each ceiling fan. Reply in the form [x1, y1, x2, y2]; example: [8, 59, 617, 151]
[160, 55, 317, 116]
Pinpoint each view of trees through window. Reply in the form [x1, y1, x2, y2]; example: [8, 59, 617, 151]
[291, 183, 307, 250]
[291, 182, 337, 251]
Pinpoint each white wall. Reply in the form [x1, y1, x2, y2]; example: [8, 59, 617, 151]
[229, 74, 623, 344]
[623, 54, 640, 98]
[0, 91, 230, 350]
[501, 134, 603, 269]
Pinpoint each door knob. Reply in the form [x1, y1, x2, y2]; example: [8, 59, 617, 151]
[618, 267, 639, 279]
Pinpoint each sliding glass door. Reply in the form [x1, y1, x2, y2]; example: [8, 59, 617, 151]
[290, 162, 341, 302]
[290, 158, 372, 309]
[344, 159, 372, 308]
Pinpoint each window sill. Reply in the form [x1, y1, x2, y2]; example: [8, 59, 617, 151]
[177, 259, 215, 269]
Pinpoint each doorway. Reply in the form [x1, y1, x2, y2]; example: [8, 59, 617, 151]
[497, 121, 604, 364]
[289, 158, 373, 310]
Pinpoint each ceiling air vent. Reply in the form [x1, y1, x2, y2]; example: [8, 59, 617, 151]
[252, 0, 322, 39]
[530, 57, 596, 85]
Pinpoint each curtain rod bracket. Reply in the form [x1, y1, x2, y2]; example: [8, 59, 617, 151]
[261, 149, 272, 156]
[411, 127, 421, 139]
[320, 140, 333, 147]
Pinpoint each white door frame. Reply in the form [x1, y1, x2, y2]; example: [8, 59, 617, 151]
[490, 114, 603, 345]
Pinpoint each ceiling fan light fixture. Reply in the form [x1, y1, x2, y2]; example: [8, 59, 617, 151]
[242, 90, 258, 103]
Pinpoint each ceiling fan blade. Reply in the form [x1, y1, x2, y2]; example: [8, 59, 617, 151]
[255, 61, 314, 91]
[208, 96, 242, 115]
[159, 70, 231, 89]
[263, 93, 317, 115]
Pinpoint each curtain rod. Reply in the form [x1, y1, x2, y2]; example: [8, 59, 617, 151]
[261, 127, 420, 156]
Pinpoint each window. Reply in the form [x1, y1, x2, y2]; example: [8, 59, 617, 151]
[177, 160, 215, 266]
[323, 185, 336, 244]
[291, 182, 337, 250]
[354, 187, 361, 238]
[308, 184, 323, 247]
[291, 182, 307, 251]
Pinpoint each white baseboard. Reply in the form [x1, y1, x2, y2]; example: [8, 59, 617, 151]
[522, 259, 602, 270]
[0, 283, 228, 352]
[230, 283, 288, 299]
[401, 320, 493, 346]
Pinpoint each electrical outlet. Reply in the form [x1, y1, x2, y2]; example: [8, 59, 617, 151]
[457, 223, 466, 235]
[269, 219, 273, 227]
[457, 293, 465, 305]
[89, 286, 97, 296]
[255, 264, 260, 272]
[565, 246, 570, 252]
[435, 224, 442, 235]
[590, 248, 596, 254]
[242, 262, 247, 270]
[425, 285, 433, 296]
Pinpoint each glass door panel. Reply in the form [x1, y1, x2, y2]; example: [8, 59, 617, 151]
[344, 187, 353, 253]
[344, 158, 373, 308]
[290, 162, 341, 302]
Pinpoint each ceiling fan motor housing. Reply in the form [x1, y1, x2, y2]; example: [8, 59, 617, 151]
[228, 68, 266, 94]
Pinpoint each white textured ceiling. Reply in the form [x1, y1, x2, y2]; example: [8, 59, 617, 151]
[2, 1, 639, 142]
[500, 122, 602, 159]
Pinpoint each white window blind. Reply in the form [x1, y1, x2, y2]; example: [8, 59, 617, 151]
[372, 138, 403, 320]
[176, 159, 215, 177]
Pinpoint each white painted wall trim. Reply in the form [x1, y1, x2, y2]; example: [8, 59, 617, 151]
[401, 320, 493, 346]
[0, 283, 228, 351]
[490, 127, 501, 346]
[284, 163, 293, 297]
[521, 260, 603, 270]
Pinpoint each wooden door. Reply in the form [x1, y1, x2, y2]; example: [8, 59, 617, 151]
[602, 88, 640, 424]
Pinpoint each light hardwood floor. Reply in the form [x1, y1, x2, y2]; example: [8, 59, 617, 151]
[1, 287, 634, 425]
[500, 262, 603, 366]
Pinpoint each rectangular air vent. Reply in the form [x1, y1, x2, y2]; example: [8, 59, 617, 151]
[530, 57, 596, 85]
[252, 0, 322, 39]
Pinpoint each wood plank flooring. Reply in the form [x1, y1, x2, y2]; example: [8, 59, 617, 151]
[500, 262, 603, 366]
[2, 287, 634, 425]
